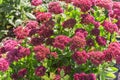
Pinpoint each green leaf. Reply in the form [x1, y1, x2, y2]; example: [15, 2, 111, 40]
[15, 19, 22, 26]
[63, 75, 70, 80]
[42, 75, 50, 80]
[0, 0, 3, 4]
[8, 19, 15, 27]
[111, 67, 118, 72]
[26, 13, 36, 20]
[60, 69, 65, 77]
[106, 67, 118, 73]
[106, 73, 116, 78]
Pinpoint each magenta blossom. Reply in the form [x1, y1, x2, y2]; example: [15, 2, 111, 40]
[74, 72, 96, 80]
[72, 51, 88, 65]
[25, 21, 38, 30]
[53, 35, 70, 50]
[48, 2, 63, 14]
[31, 0, 42, 6]
[73, 0, 93, 12]
[0, 58, 9, 72]
[35, 12, 52, 22]
[4, 39, 18, 51]
[17, 68, 27, 78]
[62, 18, 76, 28]
[96, 0, 113, 10]
[34, 45, 50, 61]
[70, 35, 86, 51]
[102, 20, 118, 33]
[81, 14, 95, 24]
[96, 36, 107, 46]
[35, 66, 46, 76]
[14, 26, 29, 39]
[88, 51, 104, 66]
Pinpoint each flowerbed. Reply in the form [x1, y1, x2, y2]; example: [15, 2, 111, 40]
[0, 0, 120, 80]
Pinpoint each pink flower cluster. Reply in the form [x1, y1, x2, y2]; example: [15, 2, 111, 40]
[103, 42, 120, 62]
[86, 39, 94, 46]
[53, 35, 70, 50]
[96, 36, 107, 46]
[38, 24, 54, 38]
[0, 58, 9, 72]
[102, 20, 118, 33]
[34, 45, 50, 61]
[14, 26, 29, 39]
[91, 28, 100, 36]
[26, 21, 38, 30]
[73, 0, 93, 12]
[88, 51, 104, 66]
[72, 51, 89, 65]
[48, 2, 63, 14]
[74, 72, 96, 80]
[96, 0, 113, 10]
[31, 0, 42, 6]
[62, 18, 76, 28]
[81, 14, 95, 24]
[35, 66, 46, 77]
[70, 33, 86, 51]
[7, 46, 30, 62]
[35, 12, 52, 22]
[81, 14, 100, 28]
[3, 39, 18, 51]
[0, 47, 6, 54]
[75, 28, 88, 37]
[113, 2, 120, 9]
[54, 75, 61, 80]
[11, 68, 27, 79]
[30, 37, 44, 46]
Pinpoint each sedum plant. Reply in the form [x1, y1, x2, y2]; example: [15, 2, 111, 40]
[0, 0, 120, 80]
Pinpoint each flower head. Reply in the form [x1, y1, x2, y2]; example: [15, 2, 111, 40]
[35, 66, 46, 76]
[53, 35, 70, 50]
[96, 36, 107, 46]
[70, 36, 86, 51]
[75, 28, 88, 37]
[91, 28, 100, 36]
[81, 14, 95, 24]
[72, 51, 88, 65]
[88, 51, 104, 66]
[74, 73, 96, 80]
[30, 37, 44, 46]
[0, 58, 9, 72]
[31, 0, 42, 6]
[96, 0, 113, 10]
[35, 12, 52, 22]
[3, 39, 18, 51]
[38, 24, 53, 38]
[17, 68, 27, 78]
[102, 20, 118, 33]
[54, 75, 61, 80]
[73, 0, 93, 12]
[14, 26, 29, 39]
[34, 45, 50, 61]
[62, 18, 76, 28]
[86, 38, 94, 46]
[113, 1, 120, 9]
[48, 2, 63, 14]
[25, 21, 38, 30]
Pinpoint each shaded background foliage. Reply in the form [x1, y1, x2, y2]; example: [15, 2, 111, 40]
[0, 0, 55, 42]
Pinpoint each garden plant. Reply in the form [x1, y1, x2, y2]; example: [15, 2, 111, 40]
[0, 0, 120, 80]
